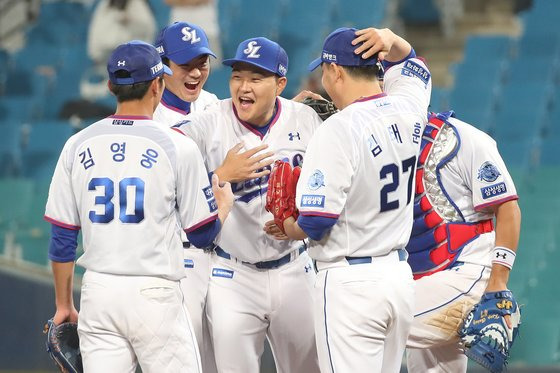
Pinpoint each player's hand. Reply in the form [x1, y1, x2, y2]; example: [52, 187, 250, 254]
[52, 306, 79, 327]
[215, 143, 274, 183]
[352, 28, 392, 60]
[263, 220, 289, 240]
[292, 90, 326, 103]
[212, 173, 234, 224]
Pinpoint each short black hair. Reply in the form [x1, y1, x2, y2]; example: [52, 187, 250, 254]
[108, 70, 162, 102]
[161, 56, 170, 67]
[341, 64, 381, 81]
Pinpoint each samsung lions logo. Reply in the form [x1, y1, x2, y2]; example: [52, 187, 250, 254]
[181, 26, 201, 44]
[244, 41, 261, 58]
[308, 170, 325, 190]
[477, 161, 501, 182]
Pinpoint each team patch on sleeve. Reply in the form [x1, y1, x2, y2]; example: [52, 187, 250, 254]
[301, 194, 325, 208]
[481, 182, 507, 199]
[203, 185, 217, 212]
[401, 60, 430, 85]
[308, 170, 325, 190]
[477, 161, 501, 182]
[212, 268, 234, 278]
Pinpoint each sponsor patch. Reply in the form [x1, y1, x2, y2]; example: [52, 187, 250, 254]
[402, 60, 430, 85]
[212, 268, 234, 278]
[184, 259, 194, 268]
[477, 161, 501, 183]
[481, 182, 507, 199]
[301, 194, 325, 208]
[203, 185, 214, 200]
[308, 170, 325, 190]
[207, 198, 218, 212]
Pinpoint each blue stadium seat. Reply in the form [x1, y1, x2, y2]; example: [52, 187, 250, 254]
[0, 123, 23, 177]
[21, 121, 74, 180]
[0, 178, 34, 230]
[399, 0, 439, 24]
[204, 67, 231, 100]
[462, 35, 514, 63]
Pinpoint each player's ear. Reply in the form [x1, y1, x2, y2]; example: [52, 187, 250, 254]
[275, 76, 287, 96]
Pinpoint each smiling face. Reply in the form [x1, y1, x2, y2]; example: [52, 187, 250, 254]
[164, 55, 210, 102]
[229, 62, 287, 126]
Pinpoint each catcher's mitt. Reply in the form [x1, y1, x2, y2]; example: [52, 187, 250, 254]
[265, 160, 301, 233]
[459, 290, 521, 373]
[44, 319, 83, 373]
[302, 97, 338, 121]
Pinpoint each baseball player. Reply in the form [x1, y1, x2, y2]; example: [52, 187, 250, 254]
[403, 109, 521, 372]
[279, 27, 432, 372]
[152, 21, 220, 372]
[45, 40, 234, 372]
[174, 37, 323, 373]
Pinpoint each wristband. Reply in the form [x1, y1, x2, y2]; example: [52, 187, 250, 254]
[492, 246, 516, 269]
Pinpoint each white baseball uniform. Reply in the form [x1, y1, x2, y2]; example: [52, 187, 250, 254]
[175, 97, 322, 373]
[296, 57, 432, 373]
[45, 115, 217, 372]
[153, 87, 219, 373]
[405, 113, 519, 373]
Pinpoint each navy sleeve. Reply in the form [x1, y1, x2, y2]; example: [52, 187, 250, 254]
[48, 224, 79, 262]
[186, 218, 221, 248]
[381, 48, 416, 70]
[297, 215, 338, 241]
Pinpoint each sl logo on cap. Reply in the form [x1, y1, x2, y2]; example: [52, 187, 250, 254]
[244, 41, 261, 58]
[181, 26, 201, 44]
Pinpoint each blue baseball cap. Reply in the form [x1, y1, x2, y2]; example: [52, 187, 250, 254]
[107, 40, 172, 85]
[155, 22, 216, 64]
[223, 37, 288, 77]
[308, 27, 378, 71]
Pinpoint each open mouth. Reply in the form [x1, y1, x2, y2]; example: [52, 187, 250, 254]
[184, 82, 199, 91]
[239, 97, 254, 109]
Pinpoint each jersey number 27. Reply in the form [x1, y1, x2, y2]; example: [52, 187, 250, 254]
[379, 155, 416, 212]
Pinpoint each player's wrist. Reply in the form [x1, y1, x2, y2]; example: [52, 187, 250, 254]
[491, 246, 516, 270]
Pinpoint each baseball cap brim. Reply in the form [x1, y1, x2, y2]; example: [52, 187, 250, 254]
[162, 64, 173, 76]
[308, 57, 323, 71]
[167, 46, 216, 64]
[222, 58, 277, 75]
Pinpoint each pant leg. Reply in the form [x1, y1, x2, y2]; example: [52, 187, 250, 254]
[266, 252, 320, 373]
[181, 249, 216, 373]
[406, 263, 490, 373]
[206, 255, 269, 373]
[314, 260, 414, 373]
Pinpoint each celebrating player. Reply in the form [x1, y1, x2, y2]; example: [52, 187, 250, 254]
[403, 110, 521, 373]
[173, 37, 322, 373]
[45, 40, 233, 372]
[275, 27, 432, 372]
[152, 21, 221, 372]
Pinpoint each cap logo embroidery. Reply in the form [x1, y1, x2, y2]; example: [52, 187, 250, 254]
[181, 26, 201, 44]
[117, 60, 126, 67]
[243, 41, 261, 58]
[150, 61, 164, 75]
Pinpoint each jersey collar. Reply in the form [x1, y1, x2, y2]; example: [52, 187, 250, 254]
[108, 115, 151, 120]
[353, 92, 387, 104]
[160, 88, 192, 115]
[232, 98, 282, 139]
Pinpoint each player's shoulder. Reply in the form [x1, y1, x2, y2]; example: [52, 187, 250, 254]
[278, 96, 322, 121]
[447, 115, 496, 146]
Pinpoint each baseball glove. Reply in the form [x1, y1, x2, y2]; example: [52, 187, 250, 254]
[44, 319, 83, 373]
[302, 97, 338, 121]
[265, 160, 301, 233]
[459, 290, 521, 373]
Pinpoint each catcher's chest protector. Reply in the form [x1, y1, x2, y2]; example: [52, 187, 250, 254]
[405, 113, 493, 279]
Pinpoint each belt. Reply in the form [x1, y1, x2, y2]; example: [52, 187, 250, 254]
[345, 248, 408, 265]
[215, 245, 306, 269]
[316, 248, 408, 271]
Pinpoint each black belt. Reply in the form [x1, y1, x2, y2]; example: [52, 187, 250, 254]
[215, 245, 306, 269]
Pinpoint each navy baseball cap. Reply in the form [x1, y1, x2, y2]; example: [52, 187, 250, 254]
[308, 27, 378, 71]
[107, 40, 172, 85]
[223, 37, 288, 77]
[155, 22, 216, 64]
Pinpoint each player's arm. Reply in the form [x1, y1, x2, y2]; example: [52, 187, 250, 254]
[48, 224, 79, 325]
[485, 200, 521, 297]
[213, 142, 275, 183]
[283, 215, 337, 240]
[352, 27, 412, 62]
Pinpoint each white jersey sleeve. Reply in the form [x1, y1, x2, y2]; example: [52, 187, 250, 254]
[449, 118, 518, 213]
[383, 57, 432, 113]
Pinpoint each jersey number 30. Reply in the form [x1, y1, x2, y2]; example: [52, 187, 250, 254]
[88, 177, 145, 223]
[379, 156, 416, 212]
